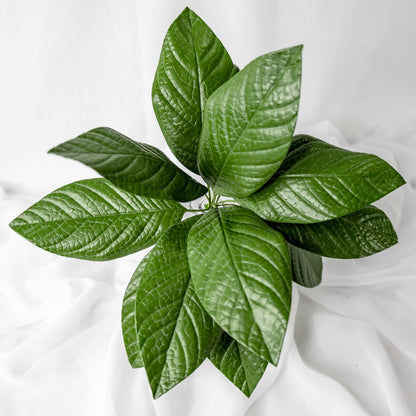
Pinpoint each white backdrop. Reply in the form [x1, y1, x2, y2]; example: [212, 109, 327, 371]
[1, 1, 415, 415]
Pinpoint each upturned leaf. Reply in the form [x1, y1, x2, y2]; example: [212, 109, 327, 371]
[9, 179, 185, 260]
[152, 7, 235, 173]
[288, 244, 322, 287]
[187, 206, 292, 365]
[238, 135, 405, 223]
[48, 127, 207, 202]
[209, 331, 267, 397]
[134, 217, 217, 398]
[271, 206, 398, 259]
[198, 46, 302, 198]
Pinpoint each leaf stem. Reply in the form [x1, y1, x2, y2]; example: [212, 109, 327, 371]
[186, 208, 211, 213]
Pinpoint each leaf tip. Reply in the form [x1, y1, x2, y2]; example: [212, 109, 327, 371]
[180, 6, 196, 19]
[8, 217, 18, 231]
[47, 145, 59, 155]
[397, 173, 406, 188]
[242, 388, 252, 398]
[292, 44, 304, 56]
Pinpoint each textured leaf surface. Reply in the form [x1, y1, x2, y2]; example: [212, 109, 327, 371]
[288, 244, 322, 288]
[198, 46, 302, 198]
[272, 206, 398, 259]
[134, 217, 217, 398]
[238, 135, 405, 223]
[152, 7, 235, 173]
[9, 179, 185, 260]
[188, 206, 292, 364]
[49, 127, 207, 202]
[121, 256, 148, 368]
[209, 331, 267, 397]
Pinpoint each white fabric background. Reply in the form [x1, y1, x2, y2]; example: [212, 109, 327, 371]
[1, 1, 415, 415]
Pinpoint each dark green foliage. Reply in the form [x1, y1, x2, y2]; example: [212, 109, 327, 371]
[9, 8, 404, 399]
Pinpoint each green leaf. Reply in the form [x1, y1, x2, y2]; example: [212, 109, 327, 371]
[271, 206, 398, 259]
[121, 256, 147, 368]
[187, 206, 292, 364]
[9, 179, 185, 260]
[134, 216, 217, 398]
[198, 46, 302, 198]
[238, 135, 405, 223]
[48, 127, 207, 202]
[288, 243, 322, 288]
[209, 331, 267, 397]
[152, 7, 235, 173]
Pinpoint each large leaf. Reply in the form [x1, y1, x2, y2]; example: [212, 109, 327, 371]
[121, 256, 148, 369]
[198, 46, 302, 198]
[134, 217, 217, 398]
[9, 179, 185, 260]
[187, 206, 292, 364]
[209, 331, 267, 397]
[152, 7, 235, 173]
[238, 135, 405, 223]
[48, 127, 207, 202]
[288, 243, 322, 288]
[271, 206, 398, 259]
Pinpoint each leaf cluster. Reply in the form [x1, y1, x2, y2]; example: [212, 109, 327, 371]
[9, 8, 405, 398]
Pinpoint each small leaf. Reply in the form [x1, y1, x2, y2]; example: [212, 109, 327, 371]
[238, 135, 405, 223]
[209, 331, 267, 397]
[188, 206, 292, 364]
[271, 206, 398, 259]
[9, 179, 185, 260]
[198, 46, 302, 198]
[152, 7, 235, 173]
[134, 217, 217, 398]
[49, 127, 207, 202]
[288, 243, 322, 288]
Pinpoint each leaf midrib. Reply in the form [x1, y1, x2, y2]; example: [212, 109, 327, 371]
[11, 208, 177, 227]
[211, 51, 298, 190]
[54, 147, 168, 164]
[187, 10, 204, 128]
[217, 209, 272, 362]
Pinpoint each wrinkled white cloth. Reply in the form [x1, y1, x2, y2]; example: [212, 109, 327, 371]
[1, 122, 415, 416]
[1, 1, 416, 415]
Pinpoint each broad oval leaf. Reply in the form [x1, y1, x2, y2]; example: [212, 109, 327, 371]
[9, 179, 185, 260]
[188, 206, 292, 364]
[48, 127, 207, 202]
[152, 7, 235, 173]
[198, 46, 302, 198]
[238, 135, 405, 223]
[134, 216, 217, 398]
[209, 331, 267, 397]
[271, 206, 398, 259]
[288, 243, 322, 288]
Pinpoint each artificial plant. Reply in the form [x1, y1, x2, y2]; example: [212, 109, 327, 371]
[9, 8, 405, 398]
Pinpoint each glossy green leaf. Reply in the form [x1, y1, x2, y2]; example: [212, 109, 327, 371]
[121, 256, 147, 368]
[134, 217, 217, 398]
[288, 243, 322, 288]
[152, 7, 235, 173]
[238, 135, 405, 223]
[9, 179, 185, 260]
[271, 206, 398, 259]
[198, 46, 302, 198]
[209, 331, 267, 397]
[48, 127, 207, 202]
[188, 206, 292, 364]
